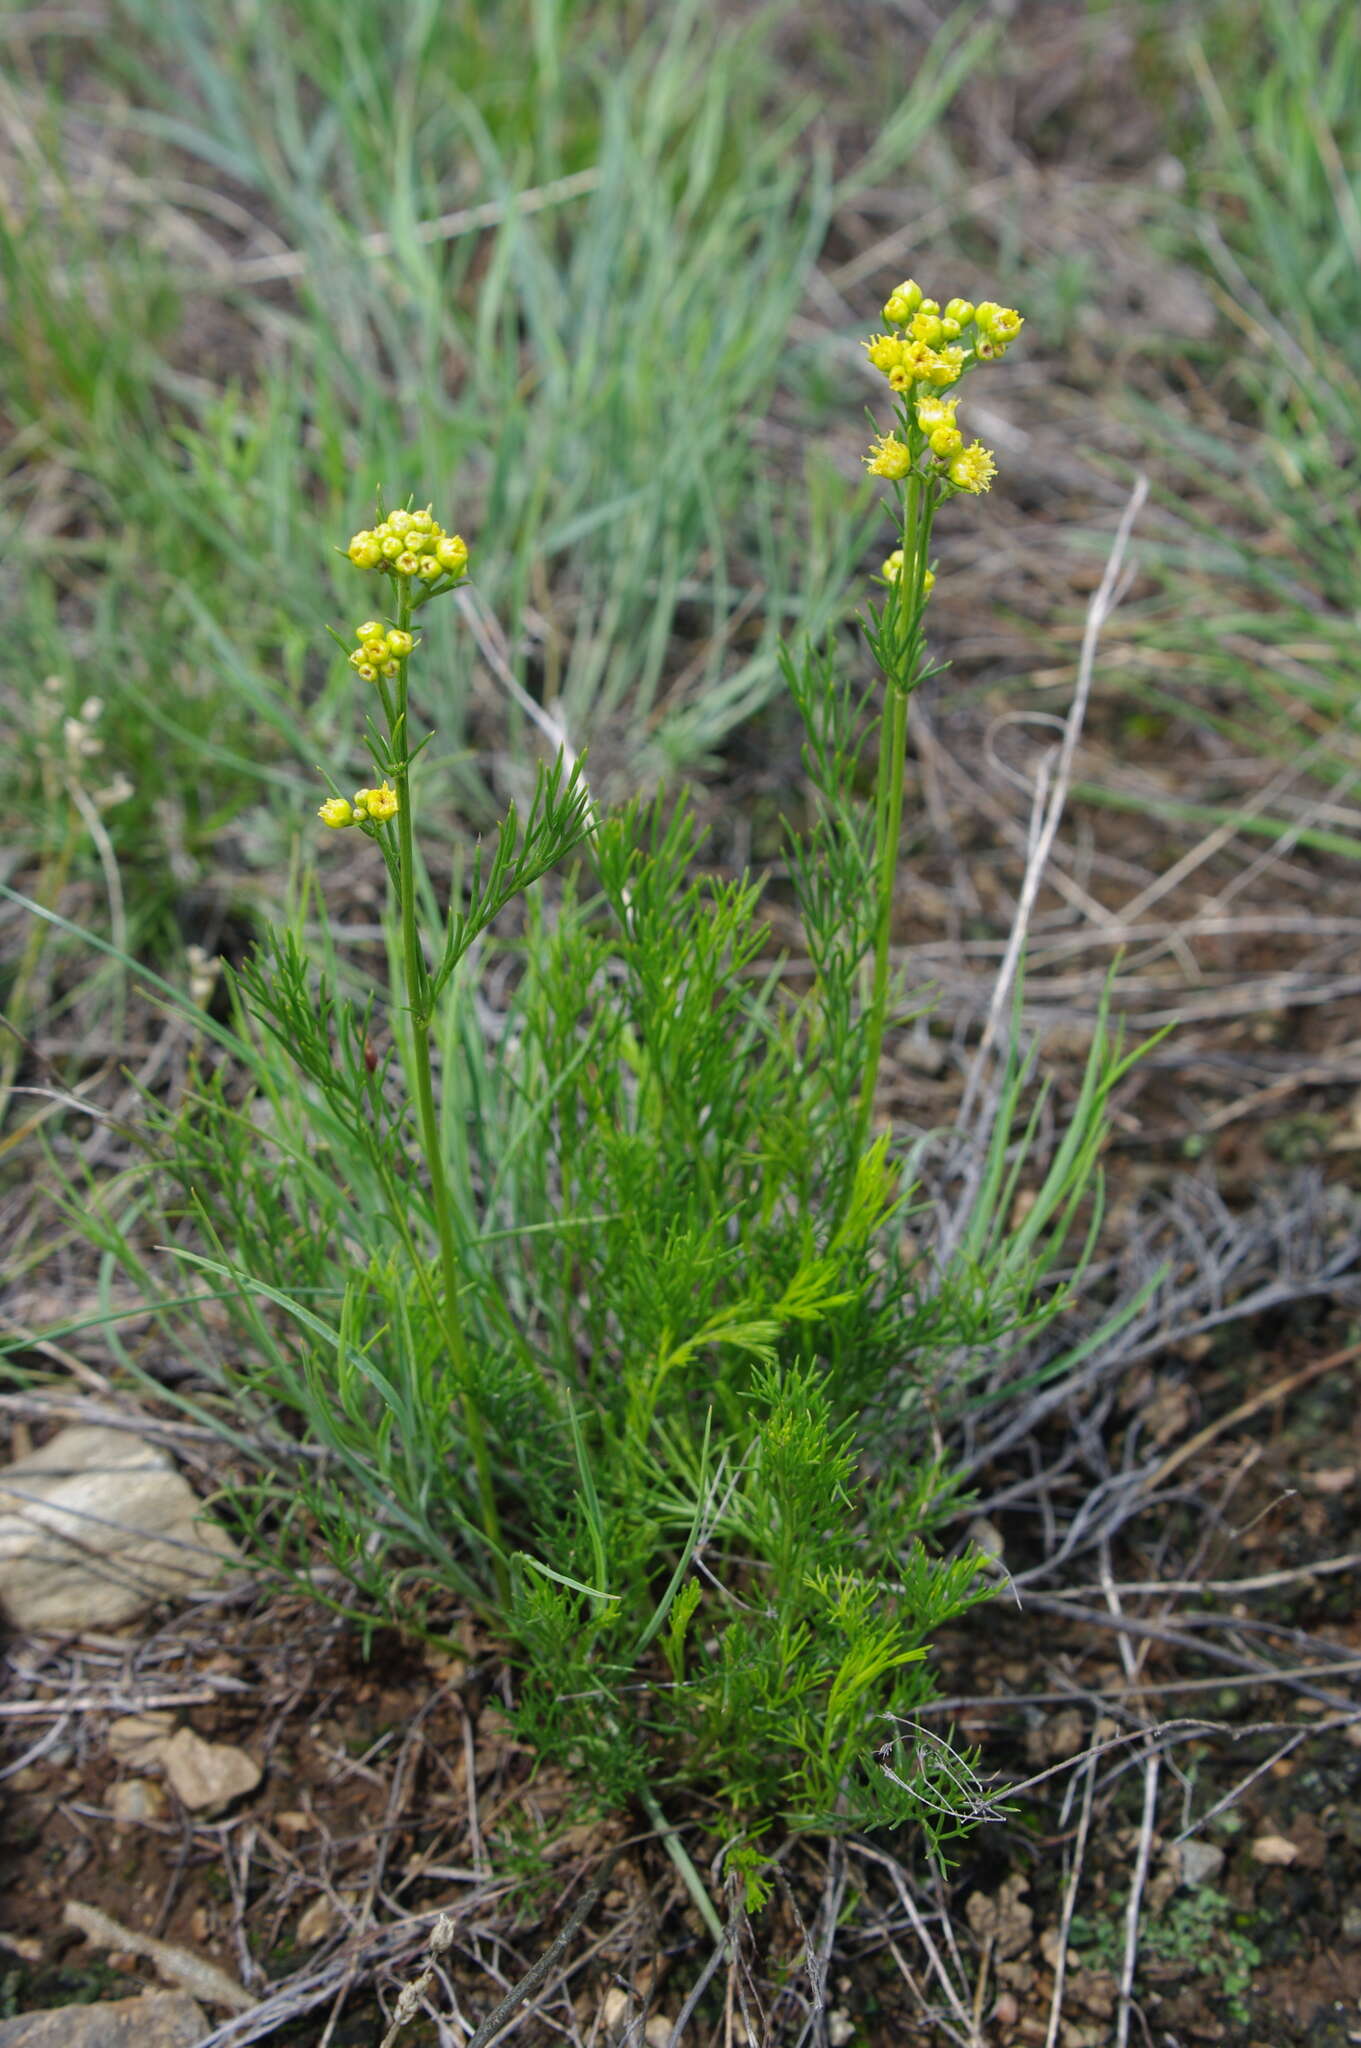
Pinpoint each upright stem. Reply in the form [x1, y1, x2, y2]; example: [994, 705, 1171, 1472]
[851, 474, 935, 1167]
[390, 577, 506, 1599]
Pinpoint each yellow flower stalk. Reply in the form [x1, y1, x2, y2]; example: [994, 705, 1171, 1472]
[323, 496, 503, 1595]
[851, 281, 1023, 1183]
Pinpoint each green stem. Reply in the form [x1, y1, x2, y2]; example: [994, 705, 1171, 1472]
[636, 1781, 725, 1945]
[390, 577, 507, 1604]
[851, 474, 935, 1168]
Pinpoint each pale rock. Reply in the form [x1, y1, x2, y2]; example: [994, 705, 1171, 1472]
[0, 1427, 242, 1631]
[1177, 1839, 1226, 1887]
[965, 1516, 1006, 1566]
[600, 1986, 632, 2032]
[107, 1714, 175, 1768]
[0, 1990, 207, 2046]
[161, 1727, 261, 1813]
[1250, 1833, 1298, 1866]
[295, 1895, 338, 1948]
[110, 1778, 169, 1828]
[643, 2019, 673, 2048]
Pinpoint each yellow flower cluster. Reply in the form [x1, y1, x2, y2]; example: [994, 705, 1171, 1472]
[345, 506, 470, 584]
[860, 280, 1022, 504]
[348, 620, 416, 685]
[864, 282, 1023, 392]
[318, 781, 400, 830]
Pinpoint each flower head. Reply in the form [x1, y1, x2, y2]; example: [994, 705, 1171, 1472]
[342, 507, 471, 585]
[864, 333, 903, 373]
[354, 781, 399, 823]
[947, 442, 997, 495]
[974, 302, 1023, 344]
[914, 394, 958, 434]
[924, 346, 965, 387]
[318, 797, 354, 829]
[865, 433, 913, 481]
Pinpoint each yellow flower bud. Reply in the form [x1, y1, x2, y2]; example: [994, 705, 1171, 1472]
[910, 311, 943, 346]
[356, 621, 382, 642]
[361, 637, 387, 662]
[435, 534, 469, 576]
[380, 658, 401, 679]
[385, 629, 414, 657]
[347, 533, 382, 568]
[355, 660, 378, 683]
[944, 297, 974, 326]
[417, 554, 442, 582]
[387, 508, 413, 534]
[929, 424, 963, 458]
[380, 533, 404, 560]
[879, 551, 935, 597]
[918, 297, 940, 316]
[362, 781, 399, 822]
[394, 550, 421, 576]
[318, 797, 354, 829]
[409, 507, 434, 532]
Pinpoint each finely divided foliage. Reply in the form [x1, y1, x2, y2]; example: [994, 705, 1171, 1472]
[48, 282, 1138, 1904]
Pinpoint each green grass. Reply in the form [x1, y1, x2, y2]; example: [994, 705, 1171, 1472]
[2, 0, 990, 975]
[1092, 0, 1361, 835]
